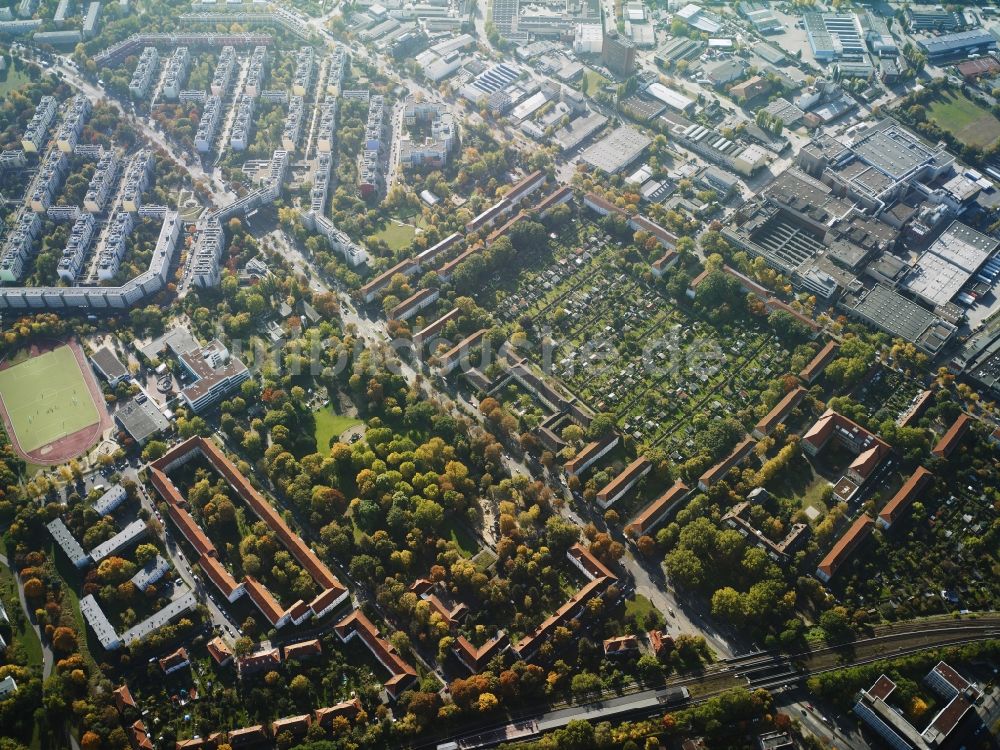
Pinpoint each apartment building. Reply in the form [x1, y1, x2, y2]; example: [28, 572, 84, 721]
[244, 45, 268, 97]
[161, 47, 191, 100]
[291, 46, 313, 96]
[57, 213, 96, 282]
[281, 94, 304, 151]
[21, 95, 57, 153]
[84, 149, 120, 213]
[128, 46, 159, 99]
[230, 94, 255, 151]
[210, 45, 237, 97]
[194, 95, 223, 152]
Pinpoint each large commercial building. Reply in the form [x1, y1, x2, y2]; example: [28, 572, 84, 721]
[580, 126, 651, 175]
[918, 29, 997, 62]
[602, 29, 636, 77]
[902, 221, 998, 309]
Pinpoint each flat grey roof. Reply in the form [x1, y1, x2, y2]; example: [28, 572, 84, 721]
[80, 594, 119, 649]
[91, 347, 129, 381]
[847, 284, 954, 354]
[47, 518, 88, 565]
[852, 123, 937, 180]
[116, 397, 170, 443]
[581, 126, 652, 174]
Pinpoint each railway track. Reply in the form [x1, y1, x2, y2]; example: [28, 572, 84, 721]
[403, 618, 1000, 750]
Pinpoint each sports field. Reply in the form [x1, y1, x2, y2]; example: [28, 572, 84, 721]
[0, 345, 100, 453]
[926, 90, 1000, 149]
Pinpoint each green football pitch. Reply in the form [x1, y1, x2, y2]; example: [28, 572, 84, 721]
[0, 346, 100, 453]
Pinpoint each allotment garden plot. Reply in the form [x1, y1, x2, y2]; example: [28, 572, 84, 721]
[492, 233, 793, 455]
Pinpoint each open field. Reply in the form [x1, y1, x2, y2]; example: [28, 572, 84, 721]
[0, 66, 31, 97]
[926, 90, 1000, 148]
[0, 344, 101, 454]
[314, 407, 363, 451]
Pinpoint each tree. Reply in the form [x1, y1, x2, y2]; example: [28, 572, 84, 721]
[819, 606, 854, 643]
[711, 586, 745, 623]
[477, 692, 499, 712]
[290, 674, 311, 697]
[23, 578, 44, 599]
[570, 672, 603, 696]
[51, 627, 77, 654]
[141, 440, 168, 461]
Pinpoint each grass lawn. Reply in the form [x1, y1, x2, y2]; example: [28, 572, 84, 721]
[442, 518, 477, 558]
[0, 562, 43, 674]
[0, 345, 100, 452]
[625, 593, 662, 631]
[926, 90, 1000, 148]
[313, 407, 362, 451]
[372, 219, 418, 251]
[580, 68, 611, 95]
[0, 66, 31, 97]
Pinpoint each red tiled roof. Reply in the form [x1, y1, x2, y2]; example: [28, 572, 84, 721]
[849, 441, 893, 481]
[603, 635, 638, 654]
[514, 576, 609, 657]
[765, 297, 821, 331]
[309, 587, 345, 617]
[596, 456, 651, 503]
[799, 341, 839, 383]
[360, 258, 419, 298]
[436, 243, 484, 279]
[314, 697, 362, 727]
[563, 434, 617, 476]
[439, 328, 487, 365]
[199, 555, 241, 599]
[413, 308, 460, 347]
[568, 542, 618, 582]
[630, 214, 678, 248]
[505, 169, 545, 203]
[131, 721, 154, 750]
[817, 514, 873, 581]
[648, 629, 673, 656]
[584, 192, 626, 216]
[227, 725, 266, 745]
[244, 577, 285, 627]
[652, 249, 679, 271]
[932, 413, 971, 458]
[625, 480, 689, 538]
[897, 388, 934, 428]
[272, 714, 310, 736]
[881, 465, 931, 528]
[755, 386, 807, 436]
[390, 288, 438, 320]
[236, 646, 281, 675]
[335, 611, 416, 698]
[698, 437, 756, 487]
[284, 639, 322, 660]
[114, 683, 136, 712]
[151, 437, 349, 625]
[453, 632, 510, 672]
[158, 647, 190, 673]
[206, 636, 233, 666]
[487, 210, 528, 244]
[535, 185, 573, 214]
